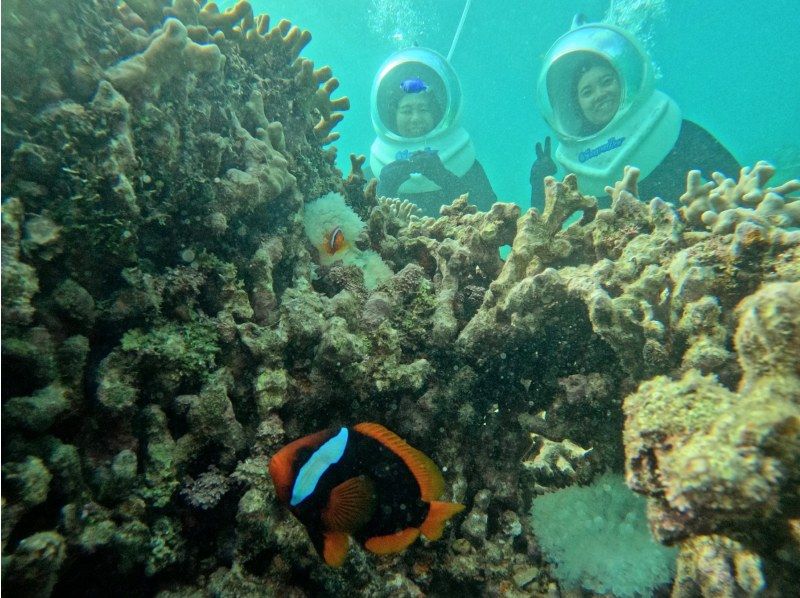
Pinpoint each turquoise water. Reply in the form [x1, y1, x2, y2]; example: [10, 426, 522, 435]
[224, 0, 800, 205]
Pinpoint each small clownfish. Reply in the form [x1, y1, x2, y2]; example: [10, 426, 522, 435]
[400, 77, 428, 93]
[323, 226, 347, 256]
[269, 423, 465, 567]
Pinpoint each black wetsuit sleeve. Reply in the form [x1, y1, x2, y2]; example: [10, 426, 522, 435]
[530, 176, 546, 213]
[456, 160, 498, 212]
[387, 161, 498, 218]
[638, 120, 740, 203]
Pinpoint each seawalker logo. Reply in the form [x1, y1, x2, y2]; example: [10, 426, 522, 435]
[578, 137, 625, 163]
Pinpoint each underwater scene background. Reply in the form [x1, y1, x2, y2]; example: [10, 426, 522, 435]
[236, 0, 800, 205]
[2, 0, 799, 596]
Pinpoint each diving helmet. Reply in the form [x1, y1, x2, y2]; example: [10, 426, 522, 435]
[370, 47, 475, 193]
[536, 19, 681, 196]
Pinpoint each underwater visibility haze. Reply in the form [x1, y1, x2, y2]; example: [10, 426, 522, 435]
[2, 0, 799, 596]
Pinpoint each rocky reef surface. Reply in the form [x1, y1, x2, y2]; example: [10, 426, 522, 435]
[2, 1, 799, 596]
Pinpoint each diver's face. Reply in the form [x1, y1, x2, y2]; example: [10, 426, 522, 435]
[396, 94, 435, 137]
[577, 65, 621, 128]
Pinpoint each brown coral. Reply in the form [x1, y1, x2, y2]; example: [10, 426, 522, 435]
[624, 282, 800, 591]
[679, 161, 800, 232]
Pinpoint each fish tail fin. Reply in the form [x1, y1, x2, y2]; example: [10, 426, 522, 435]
[420, 501, 465, 541]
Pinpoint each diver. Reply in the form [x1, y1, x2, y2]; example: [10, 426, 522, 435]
[529, 16, 740, 211]
[366, 47, 497, 217]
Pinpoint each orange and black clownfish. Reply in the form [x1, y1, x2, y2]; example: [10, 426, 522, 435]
[323, 226, 347, 256]
[269, 422, 465, 567]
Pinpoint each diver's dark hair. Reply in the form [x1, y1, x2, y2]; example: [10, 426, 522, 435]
[572, 54, 616, 91]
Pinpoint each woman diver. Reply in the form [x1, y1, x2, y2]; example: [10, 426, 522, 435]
[366, 47, 497, 217]
[530, 18, 740, 211]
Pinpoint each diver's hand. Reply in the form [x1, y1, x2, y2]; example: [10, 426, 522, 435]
[377, 159, 414, 196]
[409, 150, 457, 186]
[530, 136, 557, 185]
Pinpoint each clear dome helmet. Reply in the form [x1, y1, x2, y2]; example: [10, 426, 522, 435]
[536, 18, 681, 196]
[370, 47, 475, 193]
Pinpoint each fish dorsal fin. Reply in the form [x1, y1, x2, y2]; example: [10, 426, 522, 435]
[269, 429, 336, 505]
[420, 500, 465, 540]
[322, 476, 376, 532]
[323, 531, 350, 567]
[353, 423, 444, 501]
[364, 527, 421, 555]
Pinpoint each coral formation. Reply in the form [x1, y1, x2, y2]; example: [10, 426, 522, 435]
[624, 281, 800, 595]
[2, 0, 799, 595]
[105, 18, 225, 93]
[679, 161, 800, 232]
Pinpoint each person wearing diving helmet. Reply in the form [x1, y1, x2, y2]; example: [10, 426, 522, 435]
[367, 47, 497, 217]
[530, 16, 739, 211]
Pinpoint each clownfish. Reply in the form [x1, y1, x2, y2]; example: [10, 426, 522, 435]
[269, 423, 465, 567]
[323, 226, 347, 256]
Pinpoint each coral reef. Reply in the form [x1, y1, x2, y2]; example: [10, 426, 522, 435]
[2, 0, 799, 596]
[303, 191, 392, 289]
[679, 161, 800, 232]
[624, 281, 800, 595]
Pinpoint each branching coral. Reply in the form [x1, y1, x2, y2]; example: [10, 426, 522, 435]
[679, 161, 800, 232]
[198, 1, 255, 33]
[105, 18, 225, 94]
[111, 0, 348, 152]
[242, 14, 313, 60]
[1, 0, 350, 593]
[294, 60, 351, 146]
[213, 112, 295, 216]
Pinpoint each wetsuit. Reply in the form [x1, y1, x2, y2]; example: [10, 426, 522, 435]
[530, 119, 740, 211]
[368, 158, 497, 217]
